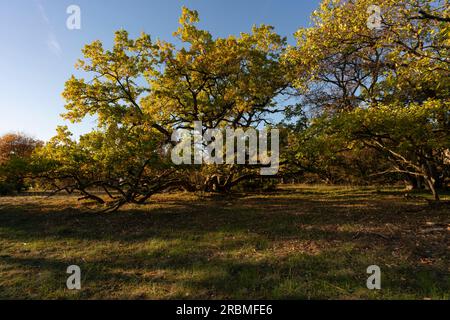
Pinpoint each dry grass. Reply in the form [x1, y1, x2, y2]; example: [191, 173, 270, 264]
[0, 185, 449, 300]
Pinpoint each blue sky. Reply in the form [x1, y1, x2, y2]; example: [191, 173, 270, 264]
[0, 0, 321, 141]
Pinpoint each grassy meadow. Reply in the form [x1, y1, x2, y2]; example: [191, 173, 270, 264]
[0, 185, 448, 300]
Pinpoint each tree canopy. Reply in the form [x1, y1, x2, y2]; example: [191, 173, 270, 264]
[30, 1, 450, 210]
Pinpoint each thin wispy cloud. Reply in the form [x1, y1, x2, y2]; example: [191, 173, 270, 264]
[47, 34, 62, 57]
[35, 0, 62, 58]
[36, 2, 50, 24]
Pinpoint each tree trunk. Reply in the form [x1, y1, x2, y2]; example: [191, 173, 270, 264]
[425, 177, 440, 202]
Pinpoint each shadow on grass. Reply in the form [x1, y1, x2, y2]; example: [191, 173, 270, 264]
[0, 187, 448, 299]
[1, 244, 449, 299]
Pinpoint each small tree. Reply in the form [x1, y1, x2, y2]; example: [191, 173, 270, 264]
[0, 133, 42, 194]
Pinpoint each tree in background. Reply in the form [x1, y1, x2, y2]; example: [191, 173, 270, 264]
[0, 133, 42, 194]
[284, 0, 450, 198]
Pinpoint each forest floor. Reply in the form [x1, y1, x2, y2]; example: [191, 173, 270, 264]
[0, 185, 449, 300]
